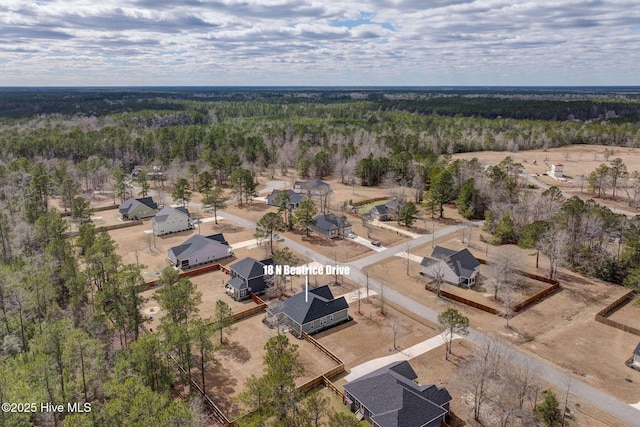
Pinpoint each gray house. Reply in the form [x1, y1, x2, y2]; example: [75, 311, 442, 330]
[119, 197, 158, 220]
[152, 205, 193, 236]
[266, 189, 305, 209]
[225, 257, 274, 301]
[167, 233, 231, 270]
[273, 285, 349, 336]
[309, 214, 352, 239]
[420, 246, 480, 287]
[633, 343, 640, 369]
[370, 199, 404, 221]
[344, 360, 451, 427]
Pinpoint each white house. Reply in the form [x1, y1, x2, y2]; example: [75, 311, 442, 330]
[420, 246, 480, 287]
[550, 163, 564, 179]
[633, 343, 640, 369]
[152, 205, 193, 236]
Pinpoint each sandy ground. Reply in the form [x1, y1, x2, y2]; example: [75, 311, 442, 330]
[195, 313, 341, 419]
[451, 144, 640, 213]
[94, 165, 640, 425]
[608, 300, 640, 330]
[139, 269, 256, 331]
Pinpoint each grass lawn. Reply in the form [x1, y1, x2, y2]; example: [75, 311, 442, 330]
[356, 199, 388, 215]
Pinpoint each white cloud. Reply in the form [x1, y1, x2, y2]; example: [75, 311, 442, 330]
[0, 0, 638, 85]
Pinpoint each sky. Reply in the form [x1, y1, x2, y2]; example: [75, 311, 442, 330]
[0, 0, 639, 87]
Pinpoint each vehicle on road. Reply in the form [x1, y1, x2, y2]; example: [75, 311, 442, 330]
[371, 240, 381, 247]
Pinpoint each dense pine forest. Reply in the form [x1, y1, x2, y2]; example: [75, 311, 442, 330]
[2, 87, 640, 426]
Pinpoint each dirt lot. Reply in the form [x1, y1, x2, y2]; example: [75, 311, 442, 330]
[354, 215, 640, 409]
[196, 313, 340, 419]
[608, 300, 640, 330]
[139, 269, 257, 331]
[105, 214, 260, 282]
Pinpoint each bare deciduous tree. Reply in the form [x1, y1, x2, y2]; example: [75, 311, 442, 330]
[386, 316, 407, 350]
[537, 228, 568, 279]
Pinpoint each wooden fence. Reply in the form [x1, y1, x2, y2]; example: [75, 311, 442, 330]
[425, 281, 559, 316]
[595, 290, 640, 337]
[231, 304, 267, 322]
[167, 353, 231, 426]
[301, 332, 343, 365]
[351, 197, 389, 207]
[322, 375, 344, 401]
[512, 283, 560, 312]
[144, 262, 229, 288]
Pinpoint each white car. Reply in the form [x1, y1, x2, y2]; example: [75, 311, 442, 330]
[347, 232, 357, 239]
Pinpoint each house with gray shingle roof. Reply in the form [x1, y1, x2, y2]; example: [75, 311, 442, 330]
[225, 257, 273, 301]
[369, 199, 405, 221]
[343, 360, 451, 427]
[309, 214, 352, 239]
[167, 233, 231, 270]
[271, 285, 349, 336]
[119, 197, 158, 220]
[152, 205, 193, 236]
[420, 246, 480, 287]
[265, 189, 305, 210]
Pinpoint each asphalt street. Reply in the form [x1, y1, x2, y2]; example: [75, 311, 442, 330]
[203, 205, 640, 425]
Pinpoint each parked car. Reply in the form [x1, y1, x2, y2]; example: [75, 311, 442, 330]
[371, 240, 381, 247]
[347, 232, 357, 239]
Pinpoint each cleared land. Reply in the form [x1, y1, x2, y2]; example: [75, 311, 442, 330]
[196, 313, 339, 419]
[608, 300, 640, 331]
[452, 144, 640, 213]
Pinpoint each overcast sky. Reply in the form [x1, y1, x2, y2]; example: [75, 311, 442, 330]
[1, 0, 639, 87]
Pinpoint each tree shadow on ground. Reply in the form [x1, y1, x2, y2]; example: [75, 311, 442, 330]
[220, 340, 252, 364]
[204, 365, 240, 416]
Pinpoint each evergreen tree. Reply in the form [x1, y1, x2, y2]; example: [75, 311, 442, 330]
[238, 334, 305, 423]
[437, 308, 470, 360]
[172, 178, 192, 207]
[294, 199, 318, 236]
[535, 389, 562, 427]
[255, 212, 286, 254]
[397, 201, 418, 227]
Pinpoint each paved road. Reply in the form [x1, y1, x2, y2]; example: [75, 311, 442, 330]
[211, 207, 640, 425]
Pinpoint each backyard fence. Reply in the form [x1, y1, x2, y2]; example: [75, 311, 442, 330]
[144, 262, 229, 289]
[595, 290, 640, 337]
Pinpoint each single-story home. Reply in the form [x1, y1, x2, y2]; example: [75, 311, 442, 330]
[309, 214, 352, 239]
[293, 179, 331, 196]
[119, 197, 158, 220]
[420, 246, 480, 287]
[344, 360, 451, 427]
[167, 233, 231, 270]
[225, 257, 274, 301]
[265, 189, 305, 210]
[633, 342, 640, 369]
[152, 205, 193, 236]
[271, 285, 349, 336]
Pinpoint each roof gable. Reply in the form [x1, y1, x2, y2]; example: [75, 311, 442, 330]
[344, 361, 450, 427]
[371, 204, 388, 215]
[231, 257, 267, 279]
[430, 246, 479, 278]
[168, 234, 228, 260]
[266, 189, 305, 205]
[154, 205, 190, 223]
[281, 285, 348, 325]
[634, 342, 640, 356]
